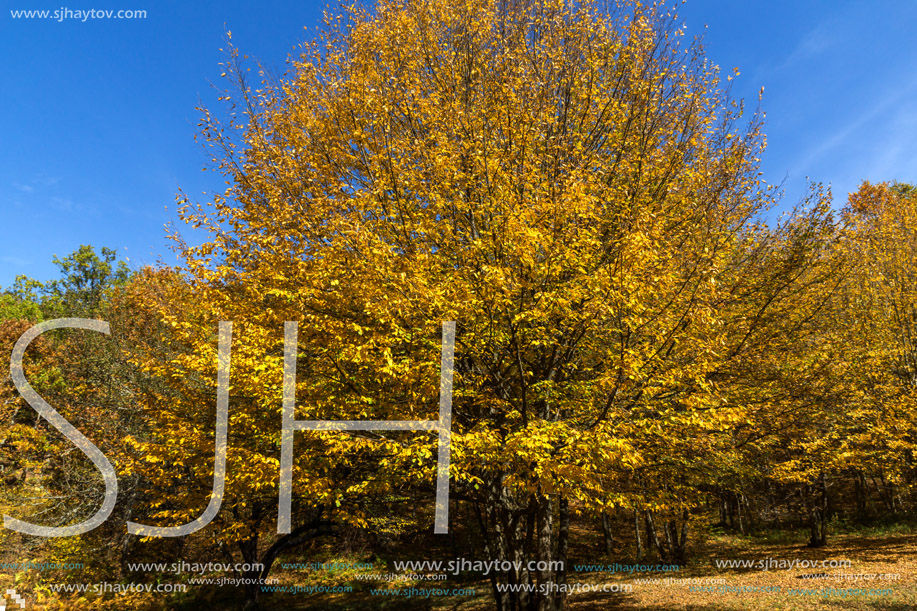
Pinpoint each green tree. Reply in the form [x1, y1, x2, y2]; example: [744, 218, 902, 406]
[0, 293, 43, 322]
[0, 245, 141, 588]
[2, 245, 131, 320]
[43, 245, 132, 316]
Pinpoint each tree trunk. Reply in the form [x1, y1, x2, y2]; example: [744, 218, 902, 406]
[602, 512, 614, 555]
[478, 472, 534, 611]
[634, 509, 644, 560]
[644, 510, 665, 562]
[736, 494, 745, 534]
[553, 498, 569, 610]
[239, 517, 336, 609]
[536, 495, 555, 611]
[668, 510, 689, 565]
[807, 473, 828, 548]
[854, 470, 868, 522]
[475, 474, 574, 611]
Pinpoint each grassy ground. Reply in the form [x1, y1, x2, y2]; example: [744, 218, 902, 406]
[605, 531, 917, 610]
[6, 523, 916, 609]
[256, 528, 917, 610]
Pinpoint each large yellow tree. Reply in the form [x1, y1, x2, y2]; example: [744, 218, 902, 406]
[130, 0, 820, 608]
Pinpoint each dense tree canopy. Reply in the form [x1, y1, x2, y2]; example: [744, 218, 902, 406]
[160, 0, 840, 607]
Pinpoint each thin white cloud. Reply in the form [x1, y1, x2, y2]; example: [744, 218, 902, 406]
[749, 21, 839, 85]
[774, 23, 835, 72]
[795, 76, 917, 171]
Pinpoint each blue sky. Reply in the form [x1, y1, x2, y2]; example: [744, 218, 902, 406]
[2, 0, 916, 288]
